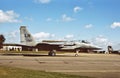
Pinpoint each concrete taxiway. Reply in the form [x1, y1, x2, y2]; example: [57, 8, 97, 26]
[0, 53, 120, 78]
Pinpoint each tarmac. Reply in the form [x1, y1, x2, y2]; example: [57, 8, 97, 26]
[0, 53, 120, 78]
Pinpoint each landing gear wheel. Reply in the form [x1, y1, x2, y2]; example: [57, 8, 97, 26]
[48, 50, 56, 56]
[75, 54, 79, 56]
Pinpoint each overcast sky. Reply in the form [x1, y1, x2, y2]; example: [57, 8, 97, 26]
[0, 0, 120, 49]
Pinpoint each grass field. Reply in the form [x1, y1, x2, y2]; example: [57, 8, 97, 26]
[0, 50, 68, 54]
[0, 66, 92, 78]
[0, 50, 49, 53]
[0, 50, 74, 56]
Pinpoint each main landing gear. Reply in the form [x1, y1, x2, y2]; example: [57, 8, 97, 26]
[48, 50, 56, 56]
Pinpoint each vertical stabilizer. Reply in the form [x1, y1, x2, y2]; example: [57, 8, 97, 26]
[20, 26, 36, 46]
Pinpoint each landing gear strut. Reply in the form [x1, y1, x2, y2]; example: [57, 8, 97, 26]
[75, 49, 80, 56]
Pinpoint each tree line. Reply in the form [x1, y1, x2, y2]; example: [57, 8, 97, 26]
[0, 34, 5, 49]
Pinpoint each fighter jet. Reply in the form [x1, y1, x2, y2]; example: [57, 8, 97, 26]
[20, 26, 101, 56]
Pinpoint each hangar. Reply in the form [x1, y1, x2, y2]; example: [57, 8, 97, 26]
[2, 44, 22, 51]
[2, 43, 38, 52]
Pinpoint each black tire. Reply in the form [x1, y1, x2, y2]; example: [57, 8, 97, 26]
[48, 52, 51, 56]
[48, 51, 56, 56]
[51, 52, 56, 56]
[75, 54, 79, 56]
